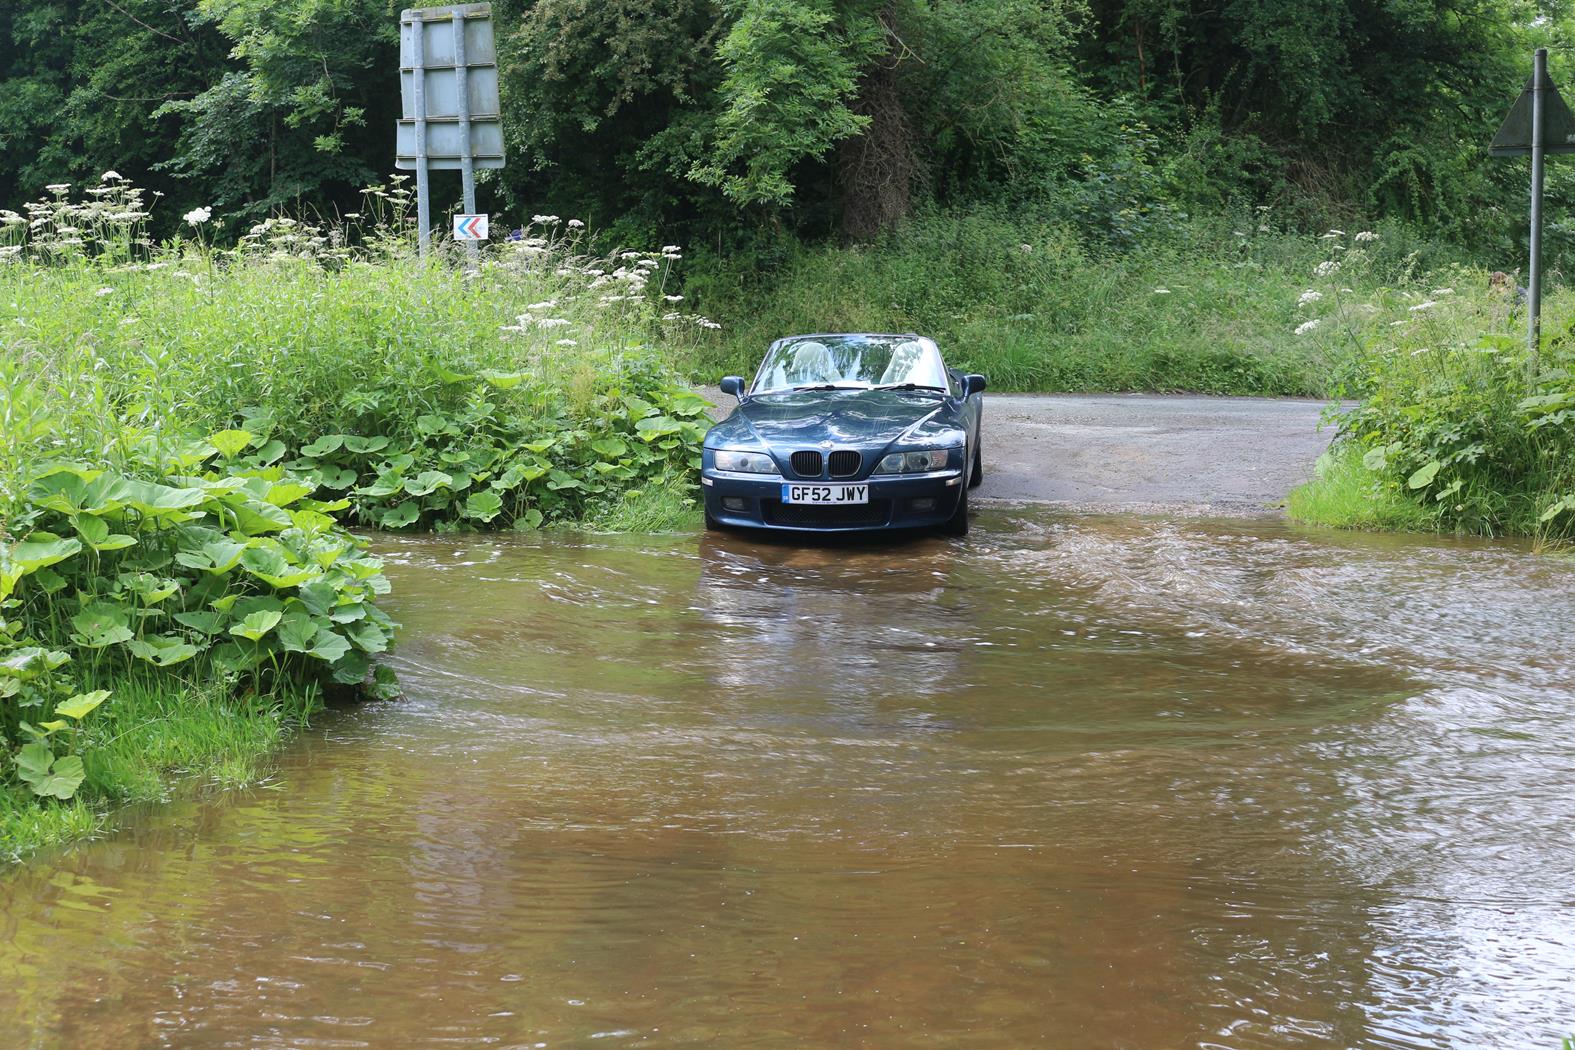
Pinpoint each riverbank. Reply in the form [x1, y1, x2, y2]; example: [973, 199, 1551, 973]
[0, 180, 712, 858]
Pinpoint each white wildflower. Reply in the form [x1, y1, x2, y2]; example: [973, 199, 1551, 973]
[661, 311, 681, 321]
[45, 183, 69, 193]
[1354, 230, 1378, 242]
[567, 219, 585, 228]
[1294, 319, 1321, 335]
[527, 300, 558, 311]
[101, 170, 123, 182]
[554, 339, 578, 347]
[1313, 260, 1340, 277]
[695, 318, 722, 330]
[95, 287, 114, 297]
[0, 245, 22, 258]
[1019, 243, 1033, 254]
[1152, 287, 1171, 295]
[1408, 300, 1438, 312]
[1297, 290, 1323, 306]
[661, 245, 682, 254]
[1430, 287, 1454, 297]
[1257, 224, 1270, 233]
[531, 214, 560, 225]
[1410, 347, 1430, 356]
[537, 317, 571, 329]
[663, 294, 683, 302]
[183, 206, 212, 226]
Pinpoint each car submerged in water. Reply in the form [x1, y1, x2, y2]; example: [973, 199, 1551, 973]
[701, 333, 986, 536]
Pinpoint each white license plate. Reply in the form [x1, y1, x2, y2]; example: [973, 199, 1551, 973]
[781, 483, 868, 505]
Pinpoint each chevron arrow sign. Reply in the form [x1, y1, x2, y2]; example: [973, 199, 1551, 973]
[453, 213, 488, 240]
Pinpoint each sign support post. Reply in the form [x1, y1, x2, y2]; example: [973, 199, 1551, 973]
[1528, 48, 1547, 364]
[453, 8, 478, 270]
[410, 14, 431, 257]
[397, 4, 504, 263]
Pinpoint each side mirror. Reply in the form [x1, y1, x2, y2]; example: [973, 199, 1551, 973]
[963, 374, 988, 397]
[719, 376, 745, 399]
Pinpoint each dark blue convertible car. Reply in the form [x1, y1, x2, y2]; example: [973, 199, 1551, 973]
[701, 334, 986, 536]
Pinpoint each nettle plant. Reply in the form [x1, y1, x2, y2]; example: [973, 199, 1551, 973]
[1, 434, 398, 799]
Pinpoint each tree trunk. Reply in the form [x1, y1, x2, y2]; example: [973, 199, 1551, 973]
[839, 7, 912, 241]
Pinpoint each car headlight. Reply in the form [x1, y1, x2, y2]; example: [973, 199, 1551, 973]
[712, 449, 776, 473]
[873, 448, 956, 474]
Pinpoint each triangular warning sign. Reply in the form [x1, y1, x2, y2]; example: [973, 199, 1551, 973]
[1491, 74, 1575, 156]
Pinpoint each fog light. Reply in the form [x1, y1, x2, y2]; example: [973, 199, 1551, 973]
[909, 497, 936, 512]
[722, 496, 747, 512]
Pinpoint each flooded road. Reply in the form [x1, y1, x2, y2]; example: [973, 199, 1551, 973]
[2, 510, 1573, 1048]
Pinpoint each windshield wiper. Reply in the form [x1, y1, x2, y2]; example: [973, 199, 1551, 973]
[872, 383, 947, 392]
[792, 383, 864, 391]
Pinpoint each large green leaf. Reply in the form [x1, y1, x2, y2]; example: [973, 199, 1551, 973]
[208, 429, 255, 459]
[173, 610, 228, 635]
[306, 627, 352, 663]
[127, 635, 199, 667]
[229, 499, 293, 536]
[16, 743, 85, 800]
[240, 545, 318, 588]
[71, 515, 136, 552]
[463, 490, 503, 522]
[344, 435, 390, 455]
[229, 610, 283, 642]
[277, 612, 322, 653]
[345, 620, 390, 654]
[28, 466, 125, 516]
[264, 481, 316, 507]
[300, 434, 346, 457]
[175, 538, 248, 574]
[403, 470, 454, 497]
[70, 602, 135, 648]
[1407, 460, 1442, 490]
[55, 690, 110, 720]
[118, 479, 208, 518]
[10, 533, 83, 574]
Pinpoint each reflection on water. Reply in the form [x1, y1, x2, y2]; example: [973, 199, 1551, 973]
[2, 510, 1573, 1048]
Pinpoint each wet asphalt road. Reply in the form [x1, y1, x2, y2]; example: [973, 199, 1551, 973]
[701, 388, 1339, 514]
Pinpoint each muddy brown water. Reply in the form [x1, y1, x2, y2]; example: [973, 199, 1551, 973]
[2, 509, 1573, 1049]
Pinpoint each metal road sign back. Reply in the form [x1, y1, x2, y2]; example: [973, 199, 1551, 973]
[397, 4, 504, 170]
[398, 3, 502, 259]
[1491, 74, 1575, 156]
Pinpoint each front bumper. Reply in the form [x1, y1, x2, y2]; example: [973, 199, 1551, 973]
[701, 468, 964, 531]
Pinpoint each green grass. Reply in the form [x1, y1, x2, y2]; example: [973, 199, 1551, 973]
[1288, 447, 1438, 532]
[579, 472, 705, 533]
[684, 207, 1466, 395]
[1, 676, 321, 862]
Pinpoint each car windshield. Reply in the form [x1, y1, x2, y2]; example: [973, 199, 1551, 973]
[751, 335, 949, 394]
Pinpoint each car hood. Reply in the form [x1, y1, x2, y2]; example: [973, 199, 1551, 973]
[706, 389, 962, 451]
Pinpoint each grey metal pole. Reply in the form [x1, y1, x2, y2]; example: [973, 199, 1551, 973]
[412, 14, 431, 258]
[1529, 47, 1547, 369]
[454, 9, 478, 271]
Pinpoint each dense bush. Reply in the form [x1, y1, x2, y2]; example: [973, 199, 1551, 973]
[1285, 240, 1575, 540]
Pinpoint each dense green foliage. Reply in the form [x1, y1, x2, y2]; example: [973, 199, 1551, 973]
[5, 0, 1569, 256]
[1290, 287, 1575, 540]
[0, 178, 712, 855]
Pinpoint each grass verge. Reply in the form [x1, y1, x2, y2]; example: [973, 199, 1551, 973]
[1, 677, 320, 862]
[683, 206, 1467, 395]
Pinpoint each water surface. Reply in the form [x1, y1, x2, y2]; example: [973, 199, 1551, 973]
[2, 510, 1573, 1048]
